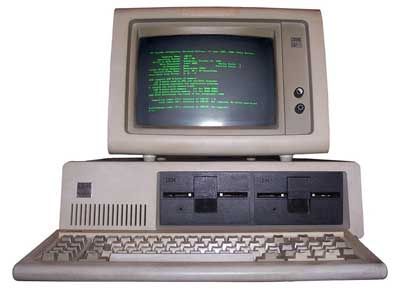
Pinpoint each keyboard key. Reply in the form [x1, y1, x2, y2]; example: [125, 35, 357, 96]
[263, 252, 280, 261]
[110, 252, 255, 262]
[208, 242, 219, 250]
[60, 235, 73, 243]
[313, 249, 325, 258]
[241, 236, 252, 245]
[57, 251, 72, 261]
[327, 248, 341, 256]
[221, 242, 233, 251]
[323, 251, 344, 260]
[56, 242, 69, 250]
[93, 235, 106, 242]
[254, 235, 266, 244]
[268, 246, 280, 253]
[174, 236, 185, 245]
[297, 234, 310, 242]
[70, 242, 84, 251]
[187, 236, 198, 245]
[120, 236, 132, 244]
[84, 251, 100, 261]
[324, 234, 336, 241]
[147, 236, 159, 245]
[227, 236, 239, 245]
[342, 248, 355, 256]
[335, 241, 347, 248]
[133, 236, 145, 245]
[284, 250, 296, 259]
[249, 241, 260, 250]
[198, 246, 208, 253]
[160, 236, 172, 245]
[200, 236, 212, 245]
[292, 251, 312, 261]
[273, 235, 285, 244]
[42, 251, 57, 261]
[280, 243, 293, 251]
[214, 236, 225, 245]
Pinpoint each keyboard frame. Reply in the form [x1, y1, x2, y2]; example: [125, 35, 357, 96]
[13, 229, 387, 281]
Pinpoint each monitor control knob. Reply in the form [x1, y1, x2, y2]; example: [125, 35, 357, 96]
[295, 103, 305, 114]
[293, 87, 304, 98]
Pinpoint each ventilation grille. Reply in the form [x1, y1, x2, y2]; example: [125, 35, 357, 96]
[69, 203, 147, 227]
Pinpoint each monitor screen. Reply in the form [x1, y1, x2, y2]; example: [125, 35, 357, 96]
[135, 35, 276, 127]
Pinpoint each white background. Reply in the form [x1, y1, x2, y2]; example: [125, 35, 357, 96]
[0, 0, 399, 288]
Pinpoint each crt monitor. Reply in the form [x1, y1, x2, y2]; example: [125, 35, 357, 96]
[108, 7, 329, 158]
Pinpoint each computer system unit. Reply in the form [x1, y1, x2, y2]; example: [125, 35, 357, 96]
[13, 7, 387, 281]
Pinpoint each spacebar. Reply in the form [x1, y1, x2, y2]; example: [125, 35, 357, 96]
[110, 253, 255, 262]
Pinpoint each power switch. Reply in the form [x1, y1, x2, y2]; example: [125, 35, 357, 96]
[287, 177, 311, 213]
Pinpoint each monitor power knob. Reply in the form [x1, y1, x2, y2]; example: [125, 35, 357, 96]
[293, 87, 304, 98]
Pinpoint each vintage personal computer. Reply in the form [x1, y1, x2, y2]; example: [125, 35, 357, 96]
[13, 7, 387, 281]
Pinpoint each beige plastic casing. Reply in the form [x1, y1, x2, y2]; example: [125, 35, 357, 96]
[59, 160, 363, 237]
[13, 160, 388, 281]
[108, 7, 330, 156]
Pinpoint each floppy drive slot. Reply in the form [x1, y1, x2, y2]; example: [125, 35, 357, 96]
[159, 171, 343, 226]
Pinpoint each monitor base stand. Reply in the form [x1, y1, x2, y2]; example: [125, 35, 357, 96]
[279, 155, 293, 162]
[143, 155, 293, 162]
[143, 155, 157, 162]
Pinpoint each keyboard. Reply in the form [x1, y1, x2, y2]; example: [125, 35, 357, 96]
[13, 230, 387, 281]
[41, 232, 359, 263]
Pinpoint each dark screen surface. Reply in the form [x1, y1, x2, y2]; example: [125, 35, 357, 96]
[135, 35, 276, 127]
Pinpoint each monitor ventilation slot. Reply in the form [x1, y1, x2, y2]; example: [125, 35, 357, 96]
[69, 203, 147, 227]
